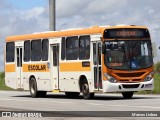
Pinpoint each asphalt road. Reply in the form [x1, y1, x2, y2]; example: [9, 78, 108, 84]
[0, 91, 160, 120]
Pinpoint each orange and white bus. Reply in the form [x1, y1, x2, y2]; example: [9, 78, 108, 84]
[5, 25, 154, 99]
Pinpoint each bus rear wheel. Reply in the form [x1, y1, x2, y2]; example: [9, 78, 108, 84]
[29, 77, 47, 98]
[81, 83, 94, 99]
[122, 92, 134, 99]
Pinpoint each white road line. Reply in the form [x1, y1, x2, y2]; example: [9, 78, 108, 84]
[0, 98, 160, 110]
[0, 98, 75, 104]
[86, 103, 160, 109]
[0, 98, 35, 102]
[109, 104, 160, 110]
[58, 102, 74, 104]
[87, 103, 103, 106]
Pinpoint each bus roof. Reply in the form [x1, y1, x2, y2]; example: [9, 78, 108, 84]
[6, 25, 148, 42]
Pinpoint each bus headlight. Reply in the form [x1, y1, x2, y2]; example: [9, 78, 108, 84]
[144, 72, 154, 82]
[104, 73, 117, 83]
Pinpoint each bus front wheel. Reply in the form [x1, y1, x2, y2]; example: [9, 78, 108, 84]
[122, 92, 134, 99]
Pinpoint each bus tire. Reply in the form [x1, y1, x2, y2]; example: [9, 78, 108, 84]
[29, 77, 47, 98]
[81, 82, 94, 99]
[122, 92, 134, 99]
[65, 92, 80, 98]
[29, 77, 38, 98]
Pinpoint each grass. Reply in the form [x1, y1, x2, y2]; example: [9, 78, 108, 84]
[0, 71, 160, 93]
[0, 72, 13, 90]
[153, 73, 160, 94]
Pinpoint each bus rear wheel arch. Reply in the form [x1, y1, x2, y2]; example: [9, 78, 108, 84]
[29, 77, 47, 98]
[79, 76, 94, 99]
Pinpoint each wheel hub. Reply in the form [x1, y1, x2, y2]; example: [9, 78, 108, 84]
[83, 84, 89, 94]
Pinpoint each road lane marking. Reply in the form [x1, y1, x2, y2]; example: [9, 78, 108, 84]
[87, 103, 103, 106]
[85, 103, 160, 109]
[0, 97, 160, 110]
[0, 98, 75, 104]
[109, 104, 160, 110]
[58, 102, 74, 104]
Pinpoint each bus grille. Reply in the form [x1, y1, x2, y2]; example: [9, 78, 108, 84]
[115, 72, 145, 77]
[120, 79, 142, 82]
[122, 84, 140, 89]
[114, 72, 146, 82]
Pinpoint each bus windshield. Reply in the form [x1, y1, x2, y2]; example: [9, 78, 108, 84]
[104, 40, 153, 70]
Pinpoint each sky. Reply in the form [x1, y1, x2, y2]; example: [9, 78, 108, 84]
[1, 0, 160, 71]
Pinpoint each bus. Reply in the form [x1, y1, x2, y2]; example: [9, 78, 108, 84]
[5, 25, 154, 99]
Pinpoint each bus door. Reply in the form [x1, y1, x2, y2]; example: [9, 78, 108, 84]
[93, 42, 102, 90]
[51, 44, 60, 90]
[16, 47, 23, 89]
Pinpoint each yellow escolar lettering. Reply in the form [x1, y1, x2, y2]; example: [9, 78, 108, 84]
[28, 65, 46, 71]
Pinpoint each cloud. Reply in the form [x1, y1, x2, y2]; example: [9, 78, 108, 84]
[56, 0, 160, 63]
[0, 1, 49, 71]
[56, 0, 160, 30]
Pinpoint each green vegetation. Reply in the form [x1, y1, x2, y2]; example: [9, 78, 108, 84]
[154, 61, 160, 73]
[152, 62, 160, 94]
[153, 73, 160, 94]
[0, 72, 13, 90]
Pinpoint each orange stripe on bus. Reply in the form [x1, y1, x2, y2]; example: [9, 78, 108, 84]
[60, 62, 91, 72]
[23, 64, 49, 72]
[5, 64, 15, 72]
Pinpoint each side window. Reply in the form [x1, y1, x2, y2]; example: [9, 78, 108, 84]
[79, 36, 90, 60]
[61, 37, 66, 60]
[31, 39, 41, 61]
[24, 40, 30, 62]
[42, 39, 48, 61]
[66, 36, 79, 60]
[98, 42, 102, 65]
[6, 42, 15, 62]
[93, 43, 97, 65]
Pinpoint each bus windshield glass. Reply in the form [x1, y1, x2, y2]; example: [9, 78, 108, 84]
[104, 40, 153, 70]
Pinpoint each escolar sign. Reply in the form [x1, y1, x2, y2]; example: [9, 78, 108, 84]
[28, 65, 46, 71]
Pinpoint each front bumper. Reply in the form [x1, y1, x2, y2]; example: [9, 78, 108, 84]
[103, 78, 154, 92]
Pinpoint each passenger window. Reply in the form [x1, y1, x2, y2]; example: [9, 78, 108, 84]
[66, 36, 79, 60]
[6, 42, 15, 62]
[31, 39, 41, 61]
[79, 36, 90, 60]
[42, 39, 49, 61]
[24, 40, 30, 62]
[61, 37, 66, 60]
